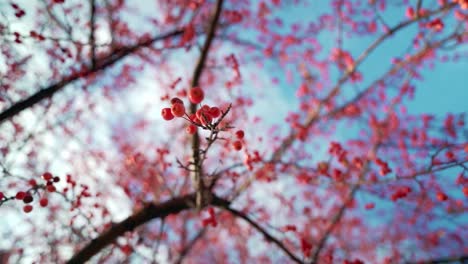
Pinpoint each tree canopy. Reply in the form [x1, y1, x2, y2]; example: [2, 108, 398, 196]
[0, 0, 467, 263]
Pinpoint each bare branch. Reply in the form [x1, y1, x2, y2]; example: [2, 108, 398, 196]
[212, 196, 304, 264]
[404, 254, 468, 264]
[174, 228, 207, 264]
[67, 194, 196, 264]
[0, 29, 183, 124]
[89, 0, 97, 69]
[188, 0, 224, 210]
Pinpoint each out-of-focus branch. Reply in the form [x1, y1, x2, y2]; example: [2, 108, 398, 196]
[0, 28, 183, 125]
[67, 194, 196, 264]
[42, 0, 73, 36]
[174, 228, 207, 264]
[404, 254, 468, 264]
[309, 185, 359, 263]
[231, 3, 459, 198]
[212, 196, 304, 264]
[310, 142, 379, 263]
[271, 2, 457, 162]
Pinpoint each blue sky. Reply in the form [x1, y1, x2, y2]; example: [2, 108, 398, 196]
[262, 1, 467, 116]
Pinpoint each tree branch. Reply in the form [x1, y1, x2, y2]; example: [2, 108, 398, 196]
[189, 0, 224, 209]
[0, 29, 184, 125]
[174, 227, 207, 264]
[270, 2, 457, 162]
[89, 0, 97, 69]
[67, 194, 196, 264]
[404, 254, 468, 264]
[212, 196, 304, 264]
[310, 185, 359, 263]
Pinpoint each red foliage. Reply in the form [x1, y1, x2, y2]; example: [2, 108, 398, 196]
[0, 0, 467, 263]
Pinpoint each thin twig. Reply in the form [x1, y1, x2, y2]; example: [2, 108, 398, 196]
[212, 196, 304, 264]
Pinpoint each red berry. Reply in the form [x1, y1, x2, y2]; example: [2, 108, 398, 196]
[445, 151, 455, 160]
[235, 130, 244, 139]
[16, 191, 26, 200]
[201, 105, 210, 112]
[171, 103, 186, 117]
[186, 124, 197, 134]
[209, 107, 221, 118]
[42, 172, 53, 181]
[463, 187, 468, 197]
[0, 192, 3, 200]
[232, 140, 242, 151]
[188, 87, 204, 104]
[28, 179, 37, 186]
[437, 192, 448, 201]
[161, 108, 174, 121]
[170, 97, 184, 105]
[283, 225, 297, 232]
[196, 109, 212, 125]
[23, 195, 33, 204]
[39, 198, 48, 207]
[23, 205, 33, 213]
[53, 176, 60, 183]
[47, 185, 56, 192]
[188, 114, 201, 125]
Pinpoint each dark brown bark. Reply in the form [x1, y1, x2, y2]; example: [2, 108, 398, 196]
[67, 194, 195, 264]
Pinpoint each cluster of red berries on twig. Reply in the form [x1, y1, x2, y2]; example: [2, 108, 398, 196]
[161, 87, 245, 151]
[0, 172, 58, 213]
[161, 87, 217, 126]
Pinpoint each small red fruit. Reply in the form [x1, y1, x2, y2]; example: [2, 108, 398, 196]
[170, 97, 184, 105]
[436, 192, 448, 201]
[188, 114, 200, 124]
[28, 179, 37, 186]
[283, 225, 297, 232]
[196, 109, 212, 125]
[201, 105, 210, 112]
[16, 191, 26, 200]
[189, 87, 204, 104]
[209, 107, 221, 118]
[39, 198, 48, 207]
[0, 192, 3, 200]
[161, 108, 174, 121]
[232, 140, 242, 151]
[235, 130, 244, 139]
[171, 103, 185, 117]
[47, 185, 56, 192]
[23, 195, 33, 204]
[186, 124, 197, 134]
[23, 205, 33, 213]
[42, 172, 53, 181]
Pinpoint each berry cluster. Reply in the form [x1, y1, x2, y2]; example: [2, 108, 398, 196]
[162, 88, 220, 127]
[201, 207, 217, 227]
[6, 172, 58, 213]
[162, 87, 246, 152]
[161, 87, 211, 127]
